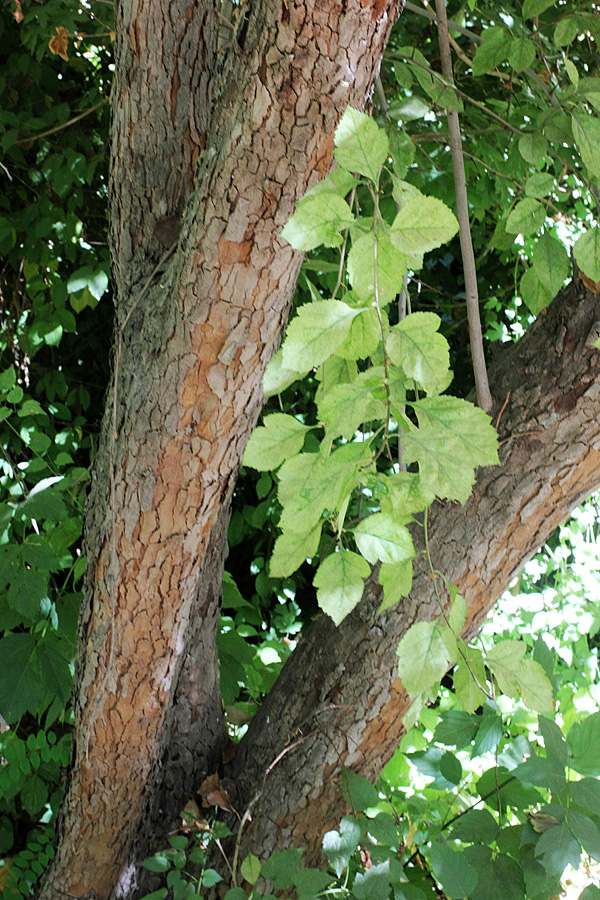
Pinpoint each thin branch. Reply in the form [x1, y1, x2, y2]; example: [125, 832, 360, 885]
[16, 99, 108, 146]
[434, 0, 492, 412]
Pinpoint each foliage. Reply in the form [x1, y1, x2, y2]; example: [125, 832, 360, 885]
[1, 0, 600, 896]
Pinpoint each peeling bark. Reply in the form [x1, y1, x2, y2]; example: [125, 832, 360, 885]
[230, 276, 600, 865]
[37, 1, 404, 898]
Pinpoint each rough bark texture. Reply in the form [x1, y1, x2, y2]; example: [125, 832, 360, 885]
[36, 2, 404, 898]
[229, 275, 600, 865]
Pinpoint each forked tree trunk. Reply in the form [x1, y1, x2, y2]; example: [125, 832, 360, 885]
[37, 1, 404, 898]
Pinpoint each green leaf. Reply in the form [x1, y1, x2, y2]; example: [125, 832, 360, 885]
[0, 634, 45, 721]
[341, 770, 380, 811]
[240, 852, 261, 884]
[471, 29, 511, 76]
[378, 560, 413, 612]
[20, 775, 48, 816]
[539, 715, 568, 769]
[574, 228, 600, 282]
[396, 619, 453, 698]
[388, 312, 451, 394]
[336, 307, 382, 361]
[243, 414, 309, 471]
[323, 816, 361, 876]
[520, 267, 553, 316]
[281, 193, 354, 251]
[454, 645, 487, 713]
[431, 842, 477, 899]
[269, 523, 322, 578]
[451, 809, 500, 844]
[508, 37, 536, 71]
[570, 778, 600, 818]
[67, 265, 109, 302]
[532, 234, 570, 296]
[516, 659, 554, 712]
[347, 231, 407, 304]
[354, 512, 415, 565]
[506, 199, 545, 235]
[579, 77, 600, 112]
[518, 133, 548, 166]
[524, 173, 555, 198]
[523, 0, 556, 18]
[390, 197, 459, 260]
[554, 17, 578, 46]
[317, 370, 386, 440]
[334, 107, 389, 183]
[261, 849, 304, 889]
[535, 823, 581, 876]
[353, 861, 391, 900]
[314, 549, 370, 625]
[572, 112, 600, 180]
[402, 395, 499, 503]
[263, 349, 303, 397]
[568, 811, 600, 861]
[141, 853, 171, 873]
[304, 167, 357, 199]
[433, 709, 478, 749]
[568, 711, 600, 775]
[281, 300, 363, 372]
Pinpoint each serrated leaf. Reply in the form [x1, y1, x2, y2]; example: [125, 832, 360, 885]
[388, 312, 451, 394]
[314, 549, 370, 625]
[508, 37, 536, 71]
[354, 512, 415, 566]
[402, 395, 499, 503]
[454, 645, 487, 713]
[572, 112, 600, 180]
[520, 267, 553, 316]
[397, 619, 453, 698]
[448, 590, 466, 635]
[243, 414, 309, 471]
[451, 809, 499, 844]
[269, 523, 322, 578]
[304, 167, 357, 199]
[574, 228, 600, 282]
[380, 472, 435, 518]
[431, 842, 477, 898]
[487, 639, 525, 697]
[568, 811, 600, 861]
[554, 17, 578, 46]
[323, 816, 361, 877]
[390, 197, 459, 259]
[353, 861, 391, 900]
[347, 230, 407, 305]
[531, 234, 570, 296]
[336, 306, 382, 361]
[525, 173, 555, 198]
[281, 300, 363, 372]
[334, 107, 389, 183]
[471, 29, 511, 76]
[535, 823, 581, 876]
[0, 634, 45, 721]
[281, 193, 354, 251]
[516, 658, 554, 712]
[392, 178, 424, 208]
[568, 711, 600, 776]
[378, 560, 413, 612]
[317, 377, 385, 441]
[506, 198, 545, 235]
[263, 349, 303, 397]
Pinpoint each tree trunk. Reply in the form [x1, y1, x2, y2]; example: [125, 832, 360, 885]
[229, 275, 600, 865]
[36, 2, 404, 898]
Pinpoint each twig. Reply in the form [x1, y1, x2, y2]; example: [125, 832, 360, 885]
[16, 99, 108, 146]
[434, 0, 492, 412]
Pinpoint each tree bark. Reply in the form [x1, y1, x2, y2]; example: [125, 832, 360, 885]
[36, 2, 404, 898]
[229, 275, 600, 865]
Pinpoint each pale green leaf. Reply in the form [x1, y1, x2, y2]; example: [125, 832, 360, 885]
[240, 853, 261, 885]
[396, 619, 453, 698]
[281, 193, 354, 251]
[263, 349, 304, 397]
[354, 512, 415, 566]
[568, 711, 600, 776]
[448, 590, 467, 635]
[402, 395, 499, 503]
[525, 173, 555, 198]
[347, 231, 407, 304]
[487, 639, 526, 699]
[388, 312, 452, 394]
[574, 228, 600, 281]
[304, 167, 357, 199]
[565, 58, 579, 88]
[517, 658, 554, 712]
[506, 198, 545, 235]
[323, 817, 361, 878]
[269, 523, 322, 578]
[454, 644, 487, 713]
[243, 414, 309, 471]
[392, 178, 425, 208]
[380, 472, 435, 518]
[281, 300, 363, 372]
[336, 307, 383, 361]
[572, 112, 600, 179]
[509, 37, 536, 71]
[391, 197, 459, 258]
[378, 560, 413, 612]
[317, 373, 386, 441]
[314, 550, 371, 626]
[334, 107, 389, 183]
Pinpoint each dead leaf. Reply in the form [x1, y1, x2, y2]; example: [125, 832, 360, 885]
[49, 26, 69, 61]
[12, 0, 23, 24]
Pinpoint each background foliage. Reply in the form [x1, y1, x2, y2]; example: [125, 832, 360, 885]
[0, 0, 599, 896]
